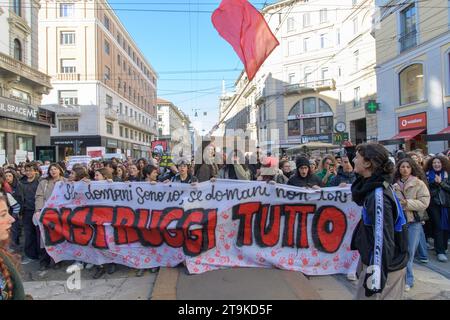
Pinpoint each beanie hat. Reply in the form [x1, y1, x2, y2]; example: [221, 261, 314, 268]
[296, 156, 310, 169]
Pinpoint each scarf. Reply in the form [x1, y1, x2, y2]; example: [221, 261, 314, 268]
[427, 170, 449, 231]
[351, 173, 390, 206]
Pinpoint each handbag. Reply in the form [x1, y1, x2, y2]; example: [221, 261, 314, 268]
[435, 188, 450, 208]
[413, 210, 429, 222]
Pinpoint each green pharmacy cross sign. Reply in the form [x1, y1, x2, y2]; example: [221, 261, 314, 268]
[365, 100, 380, 114]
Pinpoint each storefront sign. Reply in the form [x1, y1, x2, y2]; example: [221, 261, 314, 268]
[447, 108, 450, 126]
[106, 139, 118, 148]
[86, 147, 105, 159]
[398, 112, 427, 131]
[0, 97, 37, 122]
[51, 136, 102, 147]
[288, 112, 333, 121]
[333, 132, 349, 145]
[301, 134, 332, 144]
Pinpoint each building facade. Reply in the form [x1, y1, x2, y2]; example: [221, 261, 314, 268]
[376, 0, 450, 153]
[0, 0, 54, 164]
[215, 0, 379, 153]
[38, 0, 158, 160]
[156, 98, 191, 154]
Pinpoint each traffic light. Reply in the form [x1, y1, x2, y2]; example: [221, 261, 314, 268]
[365, 100, 379, 114]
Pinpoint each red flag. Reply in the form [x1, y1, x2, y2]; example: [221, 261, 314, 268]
[212, 0, 279, 81]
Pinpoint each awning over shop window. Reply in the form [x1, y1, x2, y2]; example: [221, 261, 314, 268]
[424, 127, 450, 141]
[379, 129, 425, 145]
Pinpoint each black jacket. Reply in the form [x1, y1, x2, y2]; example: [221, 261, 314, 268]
[21, 178, 39, 212]
[9, 180, 24, 209]
[287, 173, 322, 188]
[351, 174, 409, 297]
[330, 168, 356, 186]
[171, 174, 197, 184]
[427, 173, 450, 207]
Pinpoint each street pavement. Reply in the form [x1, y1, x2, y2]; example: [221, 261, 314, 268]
[20, 249, 450, 300]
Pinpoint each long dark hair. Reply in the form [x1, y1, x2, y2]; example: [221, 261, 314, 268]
[0, 196, 20, 298]
[424, 155, 450, 174]
[394, 157, 428, 185]
[356, 143, 395, 178]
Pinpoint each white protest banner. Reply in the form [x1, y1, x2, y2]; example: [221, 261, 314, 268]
[36, 180, 361, 275]
[67, 155, 92, 170]
[15, 150, 27, 164]
[0, 150, 5, 165]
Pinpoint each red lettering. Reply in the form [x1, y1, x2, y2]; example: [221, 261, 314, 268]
[181, 210, 205, 256]
[233, 202, 260, 246]
[312, 206, 347, 253]
[89, 207, 114, 249]
[113, 207, 139, 245]
[255, 205, 281, 247]
[69, 207, 92, 246]
[137, 209, 164, 246]
[40, 208, 64, 245]
[159, 208, 184, 248]
[206, 209, 217, 250]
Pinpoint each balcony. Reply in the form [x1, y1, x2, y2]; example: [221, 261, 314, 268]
[55, 105, 81, 118]
[119, 114, 152, 132]
[56, 73, 81, 81]
[104, 107, 118, 121]
[0, 51, 51, 88]
[284, 79, 335, 95]
[399, 30, 417, 52]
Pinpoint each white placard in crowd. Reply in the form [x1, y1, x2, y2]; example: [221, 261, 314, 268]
[40, 165, 49, 178]
[15, 150, 27, 164]
[37, 180, 361, 275]
[66, 155, 92, 170]
[0, 150, 5, 165]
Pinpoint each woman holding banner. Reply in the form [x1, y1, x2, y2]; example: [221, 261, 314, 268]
[35, 163, 66, 271]
[351, 143, 409, 300]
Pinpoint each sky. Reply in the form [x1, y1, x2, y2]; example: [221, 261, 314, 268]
[110, 0, 275, 133]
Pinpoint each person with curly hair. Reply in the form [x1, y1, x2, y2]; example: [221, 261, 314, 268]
[0, 195, 25, 300]
[424, 155, 450, 262]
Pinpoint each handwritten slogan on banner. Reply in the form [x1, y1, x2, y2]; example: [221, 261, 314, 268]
[36, 180, 361, 275]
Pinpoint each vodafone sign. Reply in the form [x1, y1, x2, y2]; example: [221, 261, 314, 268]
[398, 112, 427, 131]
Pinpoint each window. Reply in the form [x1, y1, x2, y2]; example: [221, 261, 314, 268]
[104, 15, 110, 31]
[59, 90, 78, 105]
[13, 0, 21, 16]
[321, 68, 329, 81]
[303, 13, 310, 27]
[303, 38, 310, 52]
[320, 34, 327, 48]
[106, 95, 112, 109]
[400, 5, 417, 52]
[10, 88, 30, 104]
[130, 130, 134, 140]
[106, 121, 113, 134]
[319, 117, 333, 134]
[60, 31, 75, 45]
[119, 102, 123, 114]
[354, 50, 359, 71]
[303, 97, 316, 114]
[304, 67, 313, 84]
[338, 66, 342, 77]
[319, 99, 332, 113]
[125, 105, 128, 115]
[399, 64, 424, 105]
[158, 115, 162, 121]
[118, 77, 121, 90]
[104, 66, 111, 80]
[287, 17, 295, 32]
[320, 9, 327, 23]
[117, 54, 121, 66]
[13, 39, 22, 61]
[104, 40, 110, 55]
[352, 0, 358, 5]
[60, 3, 74, 17]
[61, 59, 76, 73]
[119, 126, 123, 137]
[288, 41, 296, 56]
[139, 132, 142, 141]
[303, 118, 316, 135]
[353, 87, 360, 108]
[117, 33, 121, 44]
[125, 128, 129, 138]
[59, 119, 78, 132]
[353, 17, 358, 35]
[336, 29, 341, 46]
[288, 73, 296, 84]
[338, 91, 343, 104]
[288, 120, 301, 136]
[16, 136, 33, 151]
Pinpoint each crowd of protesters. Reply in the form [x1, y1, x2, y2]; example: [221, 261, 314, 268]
[1, 142, 450, 300]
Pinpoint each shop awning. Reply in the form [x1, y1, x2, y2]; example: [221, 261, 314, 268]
[379, 129, 425, 145]
[424, 127, 450, 141]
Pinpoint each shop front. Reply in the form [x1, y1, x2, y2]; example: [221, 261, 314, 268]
[379, 112, 427, 152]
[0, 97, 55, 164]
[51, 136, 102, 160]
[424, 108, 450, 144]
